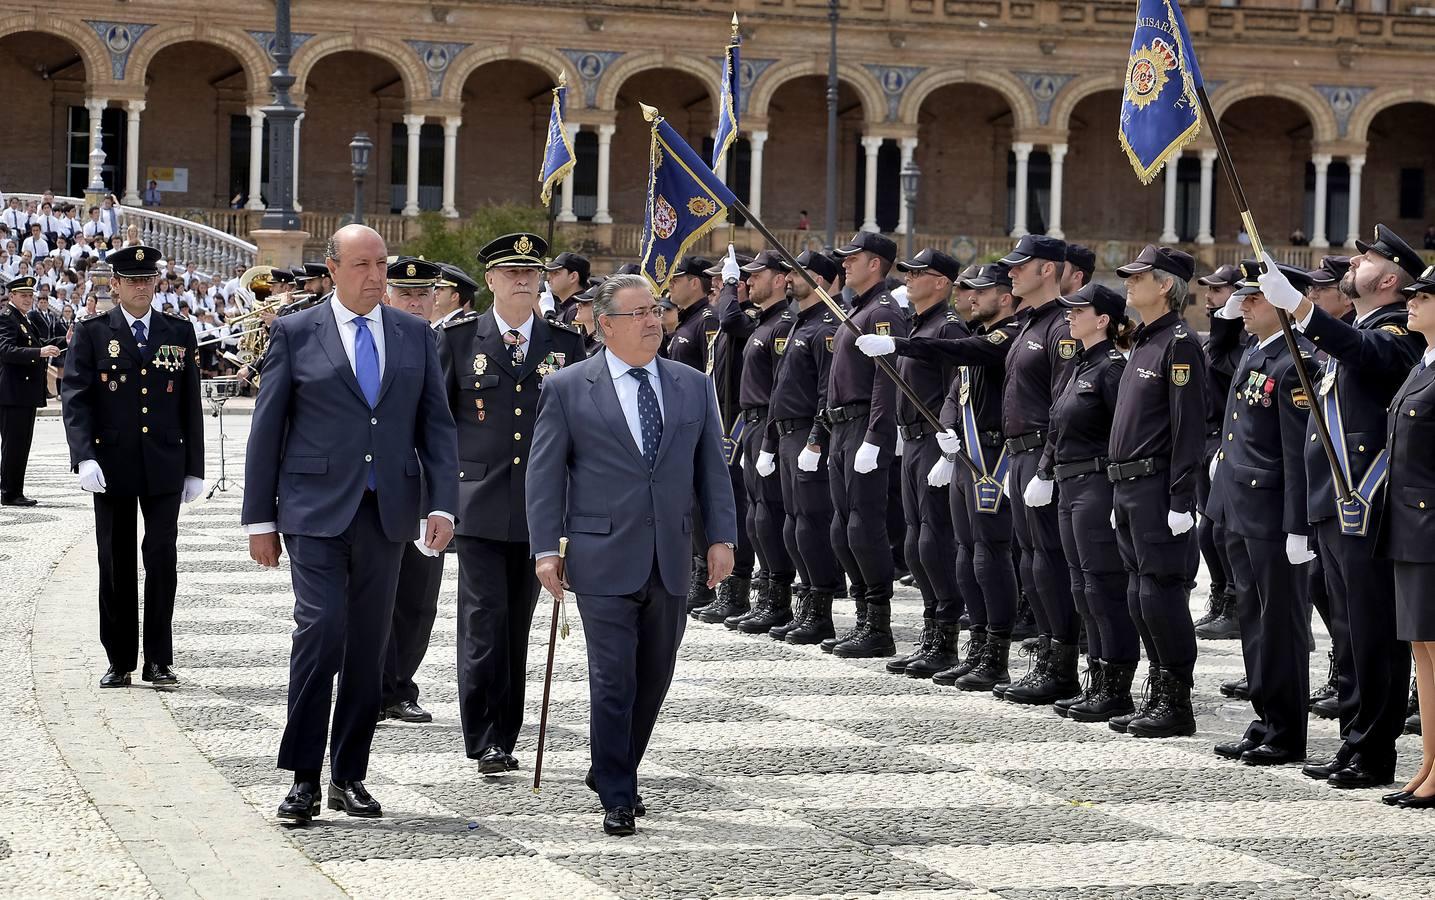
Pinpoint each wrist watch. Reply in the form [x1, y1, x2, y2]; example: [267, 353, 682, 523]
[721, 542, 736, 550]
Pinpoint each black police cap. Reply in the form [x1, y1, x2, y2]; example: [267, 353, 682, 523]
[1231, 258, 1312, 298]
[437, 263, 478, 304]
[1356, 224, 1426, 281]
[387, 257, 442, 286]
[107, 244, 163, 278]
[1059, 282, 1128, 322]
[834, 231, 897, 265]
[1196, 264, 1241, 288]
[740, 250, 791, 274]
[674, 256, 714, 280]
[896, 248, 963, 281]
[960, 263, 1014, 290]
[5, 276, 36, 293]
[302, 262, 329, 280]
[1065, 243, 1096, 277]
[1306, 255, 1351, 287]
[999, 234, 1067, 266]
[1401, 264, 1435, 298]
[478, 232, 548, 269]
[543, 251, 591, 283]
[794, 250, 839, 284]
[1116, 244, 1195, 282]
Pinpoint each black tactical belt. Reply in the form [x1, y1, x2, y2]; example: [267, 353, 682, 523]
[1106, 456, 1168, 482]
[742, 406, 767, 425]
[1053, 457, 1106, 482]
[977, 430, 1005, 448]
[899, 422, 934, 441]
[774, 417, 813, 436]
[826, 402, 871, 424]
[1005, 430, 1047, 454]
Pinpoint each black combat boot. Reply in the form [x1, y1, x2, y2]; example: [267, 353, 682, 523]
[1192, 585, 1226, 628]
[996, 634, 1048, 701]
[740, 581, 792, 634]
[1310, 650, 1340, 719]
[933, 628, 987, 686]
[1055, 659, 1101, 718]
[833, 603, 897, 659]
[956, 634, 1010, 692]
[1195, 589, 1240, 639]
[1011, 595, 1037, 641]
[1128, 668, 1197, 738]
[1070, 661, 1137, 723]
[697, 575, 751, 623]
[787, 590, 836, 645]
[904, 622, 963, 680]
[886, 617, 935, 675]
[1006, 638, 1080, 706]
[1110, 667, 1156, 734]
[769, 585, 809, 641]
[821, 597, 866, 653]
[686, 556, 714, 612]
[727, 575, 770, 629]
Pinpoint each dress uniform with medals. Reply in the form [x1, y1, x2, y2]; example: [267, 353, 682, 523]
[435, 233, 587, 773]
[60, 245, 205, 687]
[0, 276, 54, 505]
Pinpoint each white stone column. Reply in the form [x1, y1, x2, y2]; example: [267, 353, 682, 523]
[1010, 141, 1032, 238]
[594, 124, 616, 224]
[895, 136, 917, 235]
[557, 124, 578, 223]
[860, 135, 883, 233]
[1046, 142, 1067, 240]
[1345, 155, 1365, 249]
[245, 107, 266, 210]
[85, 98, 108, 190]
[1160, 150, 1182, 243]
[402, 114, 423, 217]
[1311, 152, 1331, 249]
[292, 112, 303, 212]
[122, 100, 145, 206]
[441, 116, 461, 219]
[747, 130, 768, 223]
[1196, 149, 1216, 245]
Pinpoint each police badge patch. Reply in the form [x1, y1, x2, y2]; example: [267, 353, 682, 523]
[987, 330, 1009, 345]
[774, 337, 787, 356]
[1292, 388, 1310, 410]
[1170, 363, 1191, 386]
[1057, 338, 1077, 360]
[473, 353, 488, 375]
[825, 335, 834, 352]
[875, 322, 891, 336]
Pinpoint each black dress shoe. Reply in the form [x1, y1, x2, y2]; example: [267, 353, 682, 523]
[327, 780, 381, 817]
[1383, 789, 1414, 806]
[603, 806, 636, 836]
[1327, 761, 1395, 789]
[477, 746, 508, 775]
[585, 768, 645, 815]
[141, 662, 178, 685]
[99, 666, 131, 688]
[1397, 792, 1435, 809]
[503, 751, 519, 771]
[383, 700, 432, 723]
[1301, 749, 1353, 780]
[1240, 744, 1301, 766]
[1214, 738, 1258, 760]
[277, 783, 320, 823]
[0, 495, 37, 507]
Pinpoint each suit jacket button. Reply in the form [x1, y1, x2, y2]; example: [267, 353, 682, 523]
[364, 454, 373, 462]
[515, 385, 522, 393]
[459, 471, 465, 478]
[645, 517, 653, 525]
[513, 457, 521, 465]
[371, 417, 378, 425]
[514, 432, 522, 440]
[140, 368, 147, 376]
[1422, 501, 1427, 509]
[142, 426, 149, 434]
[515, 408, 522, 416]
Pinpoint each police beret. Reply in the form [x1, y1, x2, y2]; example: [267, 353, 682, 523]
[740, 250, 790, 274]
[1059, 282, 1128, 323]
[1116, 244, 1195, 282]
[795, 250, 839, 284]
[387, 257, 442, 286]
[896, 248, 963, 281]
[107, 244, 162, 278]
[543, 251, 591, 283]
[834, 231, 897, 265]
[478, 232, 547, 269]
[5, 276, 35, 293]
[1356, 224, 1426, 281]
[999, 234, 1066, 266]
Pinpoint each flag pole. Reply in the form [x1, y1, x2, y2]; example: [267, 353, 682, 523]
[1192, 86, 1351, 503]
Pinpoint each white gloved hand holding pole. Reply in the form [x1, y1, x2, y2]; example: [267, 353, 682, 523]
[1257, 252, 1303, 312]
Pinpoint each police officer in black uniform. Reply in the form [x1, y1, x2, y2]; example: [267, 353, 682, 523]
[436, 233, 587, 774]
[1108, 244, 1208, 738]
[543, 252, 591, 326]
[1207, 260, 1316, 766]
[765, 251, 842, 645]
[60, 245, 205, 687]
[0, 276, 62, 505]
[1260, 225, 1425, 788]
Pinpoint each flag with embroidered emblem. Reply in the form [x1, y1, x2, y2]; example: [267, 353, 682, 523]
[539, 74, 575, 206]
[639, 105, 738, 294]
[1119, 0, 1204, 184]
[712, 13, 742, 176]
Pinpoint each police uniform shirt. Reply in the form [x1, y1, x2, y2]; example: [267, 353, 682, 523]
[1001, 300, 1078, 440]
[827, 281, 909, 446]
[712, 282, 755, 424]
[773, 306, 836, 451]
[897, 302, 968, 426]
[1108, 311, 1209, 512]
[738, 301, 793, 412]
[1039, 339, 1126, 470]
[665, 299, 715, 371]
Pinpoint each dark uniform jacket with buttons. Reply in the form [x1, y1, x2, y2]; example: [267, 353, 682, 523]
[1301, 302, 1425, 525]
[824, 282, 908, 449]
[664, 299, 716, 372]
[1377, 356, 1435, 562]
[60, 306, 203, 496]
[1108, 310, 1209, 513]
[0, 305, 51, 407]
[437, 309, 587, 543]
[1038, 339, 1126, 473]
[1207, 335, 1314, 541]
[999, 299, 1079, 439]
[713, 283, 756, 427]
[737, 301, 793, 413]
[766, 303, 836, 454]
[1204, 313, 1248, 437]
[897, 303, 969, 428]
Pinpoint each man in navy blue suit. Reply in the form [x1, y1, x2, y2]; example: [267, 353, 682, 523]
[526, 273, 737, 836]
[242, 225, 458, 824]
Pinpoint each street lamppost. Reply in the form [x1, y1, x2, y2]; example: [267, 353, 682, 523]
[350, 133, 373, 226]
[259, 0, 302, 231]
[825, 0, 839, 249]
[901, 158, 921, 259]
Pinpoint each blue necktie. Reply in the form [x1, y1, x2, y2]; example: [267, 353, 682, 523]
[354, 317, 381, 489]
[629, 367, 662, 468]
[132, 320, 147, 354]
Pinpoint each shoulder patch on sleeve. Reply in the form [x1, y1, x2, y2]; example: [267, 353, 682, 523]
[1170, 363, 1191, 386]
[875, 322, 891, 336]
[987, 330, 1009, 344]
[1379, 324, 1408, 336]
[825, 334, 834, 351]
[1291, 387, 1310, 410]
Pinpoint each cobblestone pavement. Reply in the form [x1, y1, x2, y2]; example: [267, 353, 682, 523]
[9, 413, 1435, 899]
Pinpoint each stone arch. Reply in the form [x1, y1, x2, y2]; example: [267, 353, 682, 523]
[746, 58, 885, 125]
[292, 32, 426, 102]
[594, 51, 722, 113]
[442, 45, 580, 107]
[0, 12, 109, 85]
[1048, 72, 1124, 134]
[897, 68, 1036, 132]
[127, 22, 269, 97]
[1211, 81, 1336, 144]
[1347, 85, 1435, 145]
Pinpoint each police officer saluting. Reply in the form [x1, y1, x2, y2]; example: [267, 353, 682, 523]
[0, 276, 62, 505]
[61, 245, 205, 687]
[436, 233, 587, 775]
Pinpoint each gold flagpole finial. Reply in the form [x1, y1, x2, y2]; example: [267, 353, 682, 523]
[556, 71, 567, 90]
[640, 102, 660, 124]
[731, 11, 740, 34]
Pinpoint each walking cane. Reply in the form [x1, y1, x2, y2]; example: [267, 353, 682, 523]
[532, 537, 568, 792]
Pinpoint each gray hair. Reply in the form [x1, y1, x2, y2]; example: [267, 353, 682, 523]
[1162, 273, 1190, 314]
[592, 273, 653, 326]
[324, 236, 340, 262]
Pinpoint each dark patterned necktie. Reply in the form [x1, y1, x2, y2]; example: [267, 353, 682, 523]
[504, 329, 526, 366]
[628, 367, 662, 468]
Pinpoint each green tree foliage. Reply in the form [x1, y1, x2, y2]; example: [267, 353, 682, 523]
[399, 206, 567, 311]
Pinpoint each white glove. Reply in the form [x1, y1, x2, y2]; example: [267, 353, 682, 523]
[413, 519, 442, 557]
[181, 476, 204, 504]
[722, 243, 741, 284]
[1285, 533, 1316, 565]
[855, 334, 896, 357]
[927, 457, 954, 488]
[1110, 510, 1117, 530]
[1214, 295, 1243, 320]
[1209, 453, 1220, 482]
[797, 446, 822, 472]
[894, 435, 904, 458]
[77, 458, 106, 493]
[853, 441, 880, 474]
[936, 429, 961, 456]
[1167, 509, 1195, 536]
[1023, 475, 1054, 508]
[1257, 252, 1303, 312]
[756, 450, 776, 478]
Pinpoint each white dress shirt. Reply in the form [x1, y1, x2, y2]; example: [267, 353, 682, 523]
[119, 304, 153, 337]
[491, 306, 534, 345]
[22, 236, 49, 258]
[604, 347, 665, 452]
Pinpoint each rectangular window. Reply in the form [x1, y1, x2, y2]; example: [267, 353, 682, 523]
[389, 123, 445, 214]
[228, 115, 271, 208]
[1400, 168, 1424, 221]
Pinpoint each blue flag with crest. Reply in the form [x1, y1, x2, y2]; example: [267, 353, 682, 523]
[539, 76, 575, 206]
[1119, 0, 1204, 185]
[639, 106, 739, 294]
[712, 16, 741, 175]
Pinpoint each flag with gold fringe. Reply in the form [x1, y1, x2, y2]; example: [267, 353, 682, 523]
[539, 75, 575, 206]
[712, 14, 742, 175]
[1119, 0, 1204, 185]
[639, 105, 739, 294]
